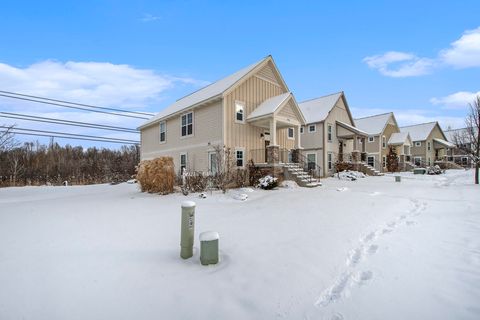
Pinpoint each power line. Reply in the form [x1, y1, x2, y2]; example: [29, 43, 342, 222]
[0, 131, 139, 145]
[0, 112, 139, 133]
[0, 93, 151, 120]
[0, 90, 155, 116]
[1, 126, 139, 143]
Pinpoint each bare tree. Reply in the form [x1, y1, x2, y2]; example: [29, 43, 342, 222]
[453, 95, 480, 184]
[0, 124, 18, 152]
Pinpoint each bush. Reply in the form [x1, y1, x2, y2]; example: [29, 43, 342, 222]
[257, 175, 278, 190]
[136, 157, 175, 194]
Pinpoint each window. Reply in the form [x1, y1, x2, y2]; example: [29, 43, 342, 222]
[308, 124, 316, 133]
[236, 149, 244, 167]
[428, 158, 431, 166]
[180, 153, 187, 174]
[306, 153, 316, 171]
[367, 156, 375, 167]
[368, 136, 374, 143]
[427, 141, 431, 151]
[300, 127, 304, 134]
[382, 155, 386, 168]
[209, 152, 218, 175]
[159, 121, 166, 143]
[327, 124, 333, 142]
[415, 141, 421, 147]
[288, 127, 294, 139]
[382, 135, 386, 149]
[181, 112, 193, 137]
[414, 157, 422, 166]
[327, 152, 333, 170]
[235, 101, 245, 123]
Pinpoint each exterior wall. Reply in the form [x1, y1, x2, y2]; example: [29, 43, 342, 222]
[223, 74, 291, 162]
[380, 123, 400, 170]
[365, 135, 380, 154]
[300, 122, 325, 174]
[410, 124, 446, 165]
[140, 100, 223, 173]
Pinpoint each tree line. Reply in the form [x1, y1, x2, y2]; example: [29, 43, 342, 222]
[0, 138, 139, 187]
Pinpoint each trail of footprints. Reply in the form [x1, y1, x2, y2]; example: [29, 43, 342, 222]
[314, 198, 427, 315]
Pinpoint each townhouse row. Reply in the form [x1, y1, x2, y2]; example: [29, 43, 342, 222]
[138, 56, 461, 180]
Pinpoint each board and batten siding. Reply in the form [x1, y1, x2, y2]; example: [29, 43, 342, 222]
[140, 100, 223, 172]
[223, 74, 295, 158]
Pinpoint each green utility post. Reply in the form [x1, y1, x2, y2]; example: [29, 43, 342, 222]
[180, 201, 196, 259]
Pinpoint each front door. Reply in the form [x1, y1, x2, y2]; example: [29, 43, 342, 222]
[264, 140, 270, 163]
[367, 156, 375, 167]
[307, 153, 316, 171]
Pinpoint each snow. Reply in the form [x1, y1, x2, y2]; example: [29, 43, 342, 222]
[299, 92, 343, 124]
[199, 231, 220, 242]
[336, 120, 369, 136]
[400, 121, 438, 141]
[433, 137, 456, 148]
[354, 112, 394, 135]
[0, 170, 479, 320]
[246, 92, 291, 120]
[181, 200, 196, 208]
[388, 131, 410, 145]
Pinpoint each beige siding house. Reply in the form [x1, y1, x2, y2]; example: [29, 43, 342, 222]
[355, 112, 412, 171]
[138, 56, 306, 174]
[399, 122, 454, 166]
[298, 92, 368, 177]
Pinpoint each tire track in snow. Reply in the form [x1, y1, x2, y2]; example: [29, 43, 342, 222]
[312, 198, 427, 317]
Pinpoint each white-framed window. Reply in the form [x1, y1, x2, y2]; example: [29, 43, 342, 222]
[367, 156, 375, 167]
[368, 136, 374, 143]
[208, 152, 218, 175]
[306, 153, 317, 171]
[427, 141, 431, 151]
[180, 153, 187, 174]
[382, 135, 386, 149]
[181, 112, 193, 137]
[327, 124, 333, 142]
[415, 141, 421, 147]
[308, 124, 316, 133]
[382, 155, 386, 168]
[327, 152, 333, 170]
[235, 101, 245, 123]
[414, 156, 422, 166]
[300, 127, 304, 134]
[288, 127, 294, 139]
[159, 121, 166, 143]
[235, 149, 245, 167]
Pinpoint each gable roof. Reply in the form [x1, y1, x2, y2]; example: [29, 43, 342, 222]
[400, 122, 440, 141]
[354, 112, 397, 135]
[298, 92, 353, 124]
[139, 55, 284, 129]
[388, 132, 411, 145]
[247, 92, 301, 120]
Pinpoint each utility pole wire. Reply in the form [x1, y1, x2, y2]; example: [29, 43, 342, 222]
[0, 90, 155, 116]
[0, 112, 139, 133]
[0, 131, 139, 145]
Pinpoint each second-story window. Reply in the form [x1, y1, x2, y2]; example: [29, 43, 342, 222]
[327, 124, 333, 142]
[427, 141, 431, 151]
[368, 136, 374, 143]
[382, 135, 386, 149]
[300, 127, 304, 134]
[181, 112, 193, 137]
[309, 124, 316, 133]
[159, 121, 166, 143]
[288, 127, 294, 139]
[235, 101, 245, 123]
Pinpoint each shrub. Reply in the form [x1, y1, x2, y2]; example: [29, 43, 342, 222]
[257, 175, 278, 190]
[136, 157, 175, 194]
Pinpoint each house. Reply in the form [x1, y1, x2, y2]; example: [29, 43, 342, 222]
[298, 92, 369, 177]
[355, 112, 413, 172]
[444, 128, 475, 167]
[138, 55, 306, 177]
[399, 122, 455, 166]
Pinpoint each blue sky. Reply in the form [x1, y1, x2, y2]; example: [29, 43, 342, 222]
[0, 0, 479, 146]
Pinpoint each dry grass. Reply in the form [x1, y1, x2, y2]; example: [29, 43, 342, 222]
[136, 157, 175, 194]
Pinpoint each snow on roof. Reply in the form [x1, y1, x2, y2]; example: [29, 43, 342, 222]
[433, 138, 456, 148]
[298, 92, 342, 124]
[139, 56, 269, 128]
[388, 132, 410, 145]
[247, 92, 291, 120]
[354, 112, 393, 135]
[400, 122, 437, 141]
[336, 120, 368, 136]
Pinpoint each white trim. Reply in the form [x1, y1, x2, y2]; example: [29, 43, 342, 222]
[414, 141, 422, 147]
[254, 74, 282, 88]
[308, 124, 316, 133]
[159, 120, 166, 144]
[287, 127, 295, 140]
[306, 152, 317, 166]
[208, 151, 218, 175]
[235, 147, 245, 168]
[234, 100, 246, 124]
[327, 123, 333, 142]
[300, 126, 304, 134]
[180, 111, 194, 138]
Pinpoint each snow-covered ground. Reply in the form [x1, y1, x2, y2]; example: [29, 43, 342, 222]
[0, 170, 479, 320]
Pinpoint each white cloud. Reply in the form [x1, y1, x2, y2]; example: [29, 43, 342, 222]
[363, 51, 435, 77]
[364, 26, 480, 77]
[440, 27, 480, 68]
[430, 91, 480, 109]
[140, 14, 161, 22]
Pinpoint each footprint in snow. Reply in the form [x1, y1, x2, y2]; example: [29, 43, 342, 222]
[363, 231, 377, 242]
[382, 228, 393, 234]
[331, 313, 344, 320]
[366, 244, 378, 255]
[347, 248, 362, 266]
[406, 220, 416, 226]
[355, 270, 373, 283]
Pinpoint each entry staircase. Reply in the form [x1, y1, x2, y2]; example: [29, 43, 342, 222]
[357, 162, 384, 176]
[283, 163, 322, 188]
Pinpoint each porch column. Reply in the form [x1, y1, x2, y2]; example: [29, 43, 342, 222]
[295, 125, 301, 149]
[351, 134, 360, 163]
[269, 118, 277, 146]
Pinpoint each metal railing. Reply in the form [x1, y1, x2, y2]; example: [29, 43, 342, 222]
[294, 152, 323, 179]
